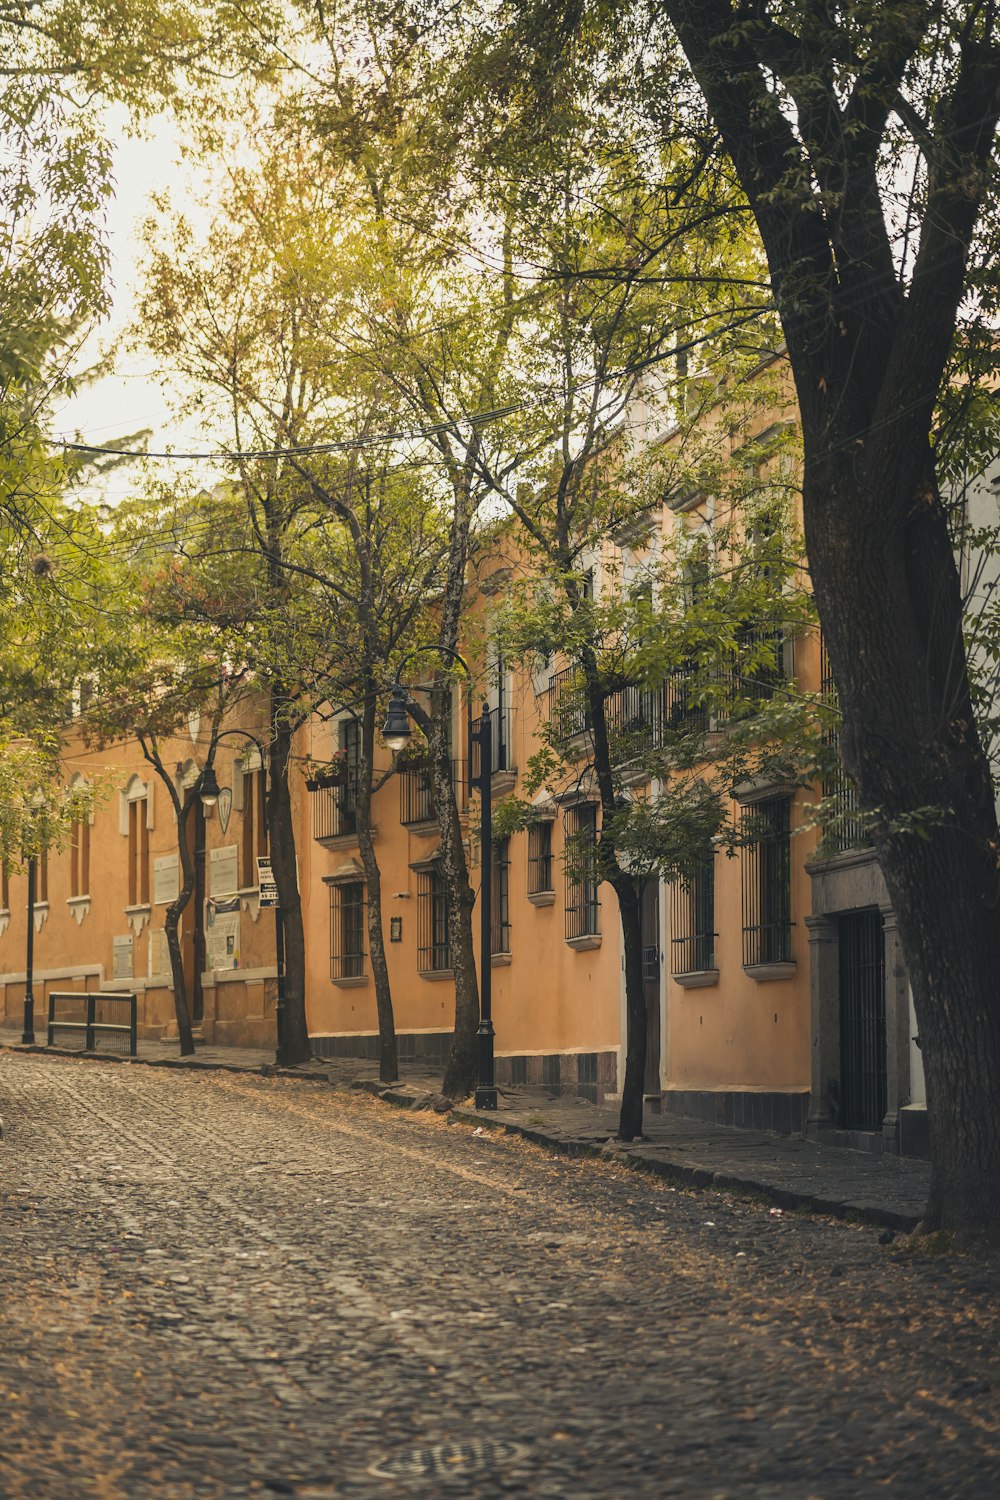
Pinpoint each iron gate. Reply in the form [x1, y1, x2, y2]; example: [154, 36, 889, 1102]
[838, 909, 886, 1132]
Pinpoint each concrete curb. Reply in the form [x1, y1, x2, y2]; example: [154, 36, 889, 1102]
[362, 1079, 922, 1234]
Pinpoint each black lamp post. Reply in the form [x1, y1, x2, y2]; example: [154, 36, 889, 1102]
[198, 745, 287, 1065]
[21, 853, 36, 1045]
[382, 652, 498, 1110]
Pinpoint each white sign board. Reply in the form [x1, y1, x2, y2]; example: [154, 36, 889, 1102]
[153, 853, 179, 906]
[149, 928, 171, 978]
[210, 844, 239, 897]
[256, 855, 280, 908]
[205, 900, 240, 971]
[112, 935, 134, 980]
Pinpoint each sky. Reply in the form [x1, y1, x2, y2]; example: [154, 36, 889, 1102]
[51, 109, 215, 506]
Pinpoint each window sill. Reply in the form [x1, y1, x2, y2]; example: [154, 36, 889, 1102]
[565, 933, 601, 952]
[417, 968, 453, 980]
[490, 770, 517, 798]
[744, 961, 796, 982]
[124, 903, 150, 936]
[67, 895, 91, 926]
[527, 890, 555, 907]
[332, 974, 368, 989]
[491, 952, 512, 966]
[314, 832, 363, 850]
[673, 969, 720, 989]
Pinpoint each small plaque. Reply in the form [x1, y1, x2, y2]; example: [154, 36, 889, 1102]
[210, 844, 239, 896]
[153, 854, 179, 906]
[112, 935, 134, 980]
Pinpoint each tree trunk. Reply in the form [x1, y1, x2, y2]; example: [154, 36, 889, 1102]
[267, 695, 311, 1066]
[143, 744, 195, 1057]
[434, 707, 479, 1101]
[358, 696, 398, 1083]
[807, 461, 1000, 1243]
[614, 877, 647, 1141]
[663, 0, 1000, 1243]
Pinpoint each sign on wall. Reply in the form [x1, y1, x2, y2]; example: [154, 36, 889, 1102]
[112, 935, 134, 980]
[256, 856, 279, 908]
[153, 853, 179, 906]
[210, 844, 239, 897]
[205, 898, 240, 971]
[149, 928, 171, 977]
[217, 786, 233, 834]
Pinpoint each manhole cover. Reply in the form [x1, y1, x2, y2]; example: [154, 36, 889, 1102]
[368, 1438, 529, 1480]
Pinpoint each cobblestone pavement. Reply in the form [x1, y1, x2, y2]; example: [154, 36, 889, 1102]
[2, 1054, 999, 1500]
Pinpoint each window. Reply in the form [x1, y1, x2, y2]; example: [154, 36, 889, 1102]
[71, 816, 91, 898]
[670, 858, 716, 975]
[37, 850, 49, 904]
[241, 766, 268, 887]
[491, 838, 511, 954]
[128, 795, 149, 906]
[741, 797, 793, 967]
[336, 719, 361, 836]
[417, 864, 451, 974]
[527, 821, 554, 895]
[1, 860, 8, 910]
[330, 881, 366, 981]
[565, 805, 600, 940]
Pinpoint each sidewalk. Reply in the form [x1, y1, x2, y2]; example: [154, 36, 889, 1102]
[0, 1027, 931, 1233]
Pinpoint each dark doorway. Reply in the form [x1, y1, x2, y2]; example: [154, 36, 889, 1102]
[182, 795, 207, 1026]
[641, 879, 661, 1095]
[838, 909, 886, 1132]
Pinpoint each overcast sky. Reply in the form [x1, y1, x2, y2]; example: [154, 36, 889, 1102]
[52, 109, 214, 505]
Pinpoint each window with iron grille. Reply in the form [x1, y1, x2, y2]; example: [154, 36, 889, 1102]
[241, 766, 268, 885]
[527, 821, 554, 894]
[330, 881, 366, 980]
[564, 804, 600, 940]
[491, 838, 511, 954]
[669, 857, 716, 975]
[335, 719, 361, 836]
[417, 864, 451, 974]
[741, 797, 793, 967]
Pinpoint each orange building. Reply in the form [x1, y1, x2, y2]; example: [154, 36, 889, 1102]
[0, 372, 927, 1155]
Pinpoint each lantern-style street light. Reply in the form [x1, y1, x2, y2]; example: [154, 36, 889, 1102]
[382, 648, 497, 1110]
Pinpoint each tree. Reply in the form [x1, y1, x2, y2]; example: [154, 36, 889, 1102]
[79, 525, 253, 1058]
[494, 337, 817, 1140]
[135, 133, 449, 1073]
[642, 0, 1000, 1245]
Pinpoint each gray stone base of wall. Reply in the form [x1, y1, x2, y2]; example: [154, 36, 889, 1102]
[311, 1032, 453, 1066]
[310, 1034, 618, 1103]
[898, 1105, 930, 1159]
[660, 1088, 810, 1136]
[495, 1050, 618, 1105]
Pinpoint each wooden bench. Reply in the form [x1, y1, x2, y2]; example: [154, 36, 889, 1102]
[47, 991, 137, 1057]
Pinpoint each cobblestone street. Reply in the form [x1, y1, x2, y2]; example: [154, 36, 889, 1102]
[2, 1054, 1000, 1499]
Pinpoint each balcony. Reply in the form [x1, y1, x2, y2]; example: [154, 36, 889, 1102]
[313, 784, 359, 844]
[470, 707, 516, 791]
[399, 758, 469, 826]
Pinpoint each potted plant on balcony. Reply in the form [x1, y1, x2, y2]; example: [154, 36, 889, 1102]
[305, 751, 351, 790]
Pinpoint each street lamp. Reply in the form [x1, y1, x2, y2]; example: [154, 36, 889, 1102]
[21, 790, 45, 1046]
[381, 649, 498, 1110]
[197, 738, 287, 1066]
[21, 850, 37, 1045]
